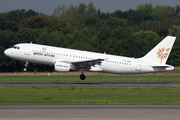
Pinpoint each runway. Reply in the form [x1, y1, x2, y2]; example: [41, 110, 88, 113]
[1, 82, 180, 87]
[1, 83, 180, 120]
[0, 105, 180, 120]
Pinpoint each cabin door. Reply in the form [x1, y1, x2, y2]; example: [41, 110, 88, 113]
[136, 60, 142, 71]
[25, 45, 31, 55]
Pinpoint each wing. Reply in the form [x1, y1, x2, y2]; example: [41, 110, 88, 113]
[71, 58, 104, 70]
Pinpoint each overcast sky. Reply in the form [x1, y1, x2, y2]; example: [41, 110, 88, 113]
[0, 0, 180, 15]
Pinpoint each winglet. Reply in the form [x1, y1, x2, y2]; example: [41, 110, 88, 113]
[142, 36, 176, 64]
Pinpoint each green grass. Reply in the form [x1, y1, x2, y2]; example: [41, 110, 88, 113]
[0, 75, 180, 82]
[0, 86, 180, 105]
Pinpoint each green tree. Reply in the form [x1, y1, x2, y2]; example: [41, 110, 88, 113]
[17, 28, 39, 43]
[68, 42, 94, 51]
[66, 4, 77, 17]
[24, 9, 39, 18]
[50, 17, 66, 30]
[167, 25, 180, 66]
[5, 11, 20, 24]
[86, 2, 97, 17]
[52, 5, 67, 18]
[77, 3, 86, 17]
[152, 5, 176, 19]
[20, 16, 52, 28]
[0, 18, 19, 32]
[98, 38, 116, 54]
[130, 31, 158, 58]
[103, 17, 128, 29]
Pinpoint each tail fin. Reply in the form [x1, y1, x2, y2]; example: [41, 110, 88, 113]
[142, 36, 176, 64]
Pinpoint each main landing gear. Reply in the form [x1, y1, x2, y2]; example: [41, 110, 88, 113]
[80, 69, 86, 80]
[24, 61, 28, 71]
[80, 74, 86, 80]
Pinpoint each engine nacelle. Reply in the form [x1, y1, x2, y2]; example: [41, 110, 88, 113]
[54, 62, 70, 72]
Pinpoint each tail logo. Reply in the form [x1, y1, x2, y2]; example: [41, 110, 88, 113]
[156, 48, 170, 63]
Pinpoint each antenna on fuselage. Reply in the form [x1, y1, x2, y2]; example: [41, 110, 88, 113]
[30, 42, 32, 44]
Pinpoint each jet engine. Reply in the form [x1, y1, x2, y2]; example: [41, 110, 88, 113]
[54, 62, 71, 72]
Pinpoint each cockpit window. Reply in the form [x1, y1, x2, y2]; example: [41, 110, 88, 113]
[12, 46, 20, 50]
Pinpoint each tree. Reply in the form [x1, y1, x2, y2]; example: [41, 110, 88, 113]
[52, 5, 67, 18]
[5, 10, 20, 24]
[25, 9, 39, 18]
[68, 42, 94, 51]
[130, 31, 158, 58]
[20, 16, 52, 28]
[77, 3, 86, 17]
[50, 17, 66, 30]
[98, 38, 116, 54]
[152, 5, 176, 19]
[86, 2, 97, 17]
[103, 17, 128, 29]
[66, 4, 77, 17]
[85, 17, 101, 27]
[0, 18, 19, 32]
[167, 25, 180, 66]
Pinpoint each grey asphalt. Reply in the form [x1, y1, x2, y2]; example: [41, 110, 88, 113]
[0, 105, 180, 120]
[1, 82, 180, 87]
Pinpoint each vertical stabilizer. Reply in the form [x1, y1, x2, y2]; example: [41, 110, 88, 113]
[142, 36, 176, 64]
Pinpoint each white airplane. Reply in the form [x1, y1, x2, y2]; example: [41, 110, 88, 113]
[4, 36, 176, 80]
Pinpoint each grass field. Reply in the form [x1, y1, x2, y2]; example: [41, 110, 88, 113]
[0, 68, 180, 105]
[0, 75, 180, 83]
[0, 67, 180, 82]
[0, 86, 180, 105]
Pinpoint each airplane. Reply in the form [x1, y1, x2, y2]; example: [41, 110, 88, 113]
[4, 36, 176, 80]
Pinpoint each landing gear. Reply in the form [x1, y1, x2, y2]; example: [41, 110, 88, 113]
[80, 74, 86, 80]
[24, 61, 28, 71]
[80, 69, 86, 80]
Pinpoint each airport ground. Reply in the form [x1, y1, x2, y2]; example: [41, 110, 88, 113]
[0, 70, 180, 119]
[1, 105, 180, 120]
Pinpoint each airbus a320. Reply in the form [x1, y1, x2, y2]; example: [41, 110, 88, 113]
[4, 36, 176, 80]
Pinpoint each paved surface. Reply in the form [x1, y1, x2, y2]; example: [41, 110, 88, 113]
[0, 105, 180, 120]
[1, 82, 180, 87]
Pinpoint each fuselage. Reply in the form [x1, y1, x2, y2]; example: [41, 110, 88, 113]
[4, 43, 174, 74]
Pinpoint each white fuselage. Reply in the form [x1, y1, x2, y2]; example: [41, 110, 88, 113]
[4, 43, 174, 74]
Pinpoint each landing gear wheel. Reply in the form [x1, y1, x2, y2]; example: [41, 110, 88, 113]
[80, 74, 86, 80]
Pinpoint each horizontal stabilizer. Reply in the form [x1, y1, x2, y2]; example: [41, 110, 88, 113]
[151, 64, 171, 68]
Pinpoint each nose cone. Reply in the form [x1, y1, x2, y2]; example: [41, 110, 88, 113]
[4, 49, 8, 56]
[4, 49, 11, 57]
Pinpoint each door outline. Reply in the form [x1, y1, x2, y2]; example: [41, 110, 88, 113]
[25, 45, 31, 55]
[136, 60, 142, 71]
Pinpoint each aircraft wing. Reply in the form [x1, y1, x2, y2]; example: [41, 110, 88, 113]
[53, 58, 105, 71]
[71, 58, 104, 67]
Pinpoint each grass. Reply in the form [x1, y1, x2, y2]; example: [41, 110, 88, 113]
[0, 75, 180, 83]
[0, 86, 180, 105]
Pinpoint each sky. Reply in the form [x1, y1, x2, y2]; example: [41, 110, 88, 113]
[0, 0, 180, 15]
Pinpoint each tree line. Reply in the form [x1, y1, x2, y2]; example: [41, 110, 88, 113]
[0, 2, 180, 72]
